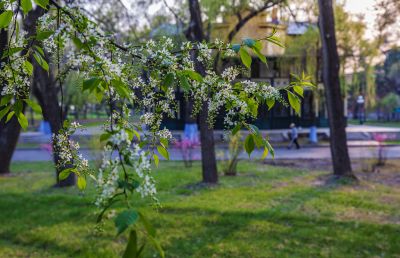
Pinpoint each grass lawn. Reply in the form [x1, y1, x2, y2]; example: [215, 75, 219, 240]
[0, 161, 399, 257]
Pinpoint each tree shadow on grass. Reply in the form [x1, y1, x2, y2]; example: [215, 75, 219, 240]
[158, 186, 400, 257]
[0, 191, 118, 257]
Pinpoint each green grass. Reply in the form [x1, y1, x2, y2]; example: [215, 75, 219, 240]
[1, 162, 399, 257]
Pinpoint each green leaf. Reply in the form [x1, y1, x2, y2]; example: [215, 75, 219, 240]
[14, 100, 23, 114]
[253, 41, 262, 51]
[34, 45, 45, 56]
[95, 89, 103, 102]
[125, 129, 134, 141]
[33, 51, 49, 71]
[266, 98, 275, 110]
[72, 36, 84, 49]
[63, 120, 70, 128]
[160, 138, 168, 148]
[148, 235, 165, 258]
[36, 30, 53, 40]
[231, 44, 241, 53]
[162, 73, 174, 92]
[261, 147, 269, 159]
[264, 139, 275, 158]
[252, 47, 267, 64]
[265, 35, 285, 48]
[6, 111, 15, 122]
[183, 70, 203, 82]
[100, 132, 111, 142]
[157, 145, 169, 160]
[132, 129, 140, 141]
[21, 0, 33, 14]
[287, 90, 301, 115]
[139, 212, 156, 237]
[83, 77, 101, 91]
[178, 74, 190, 92]
[112, 79, 130, 99]
[249, 124, 263, 148]
[246, 97, 258, 117]
[239, 48, 252, 69]
[243, 38, 255, 48]
[17, 112, 28, 130]
[23, 60, 34, 75]
[77, 176, 86, 190]
[0, 105, 11, 121]
[232, 124, 241, 136]
[293, 85, 304, 97]
[249, 124, 261, 136]
[2, 47, 23, 58]
[122, 229, 138, 258]
[24, 99, 42, 114]
[115, 210, 139, 235]
[0, 11, 13, 29]
[59, 168, 73, 180]
[153, 154, 159, 167]
[33, 0, 49, 9]
[0, 95, 12, 106]
[244, 134, 255, 157]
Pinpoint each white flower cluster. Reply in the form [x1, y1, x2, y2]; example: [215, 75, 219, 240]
[52, 125, 89, 174]
[221, 66, 240, 82]
[53, 132, 73, 165]
[214, 38, 225, 51]
[0, 30, 30, 98]
[197, 42, 212, 64]
[156, 128, 172, 140]
[95, 152, 120, 207]
[94, 143, 157, 207]
[130, 144, 156, 198]
[110, 129, 130, 146]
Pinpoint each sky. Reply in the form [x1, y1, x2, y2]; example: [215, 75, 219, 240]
[344, 0, 378, 39]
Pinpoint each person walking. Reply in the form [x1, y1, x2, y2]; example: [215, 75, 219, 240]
[288, 123, 300, 149]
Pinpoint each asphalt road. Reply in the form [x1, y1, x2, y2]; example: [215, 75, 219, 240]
[11, 145, 400, 162]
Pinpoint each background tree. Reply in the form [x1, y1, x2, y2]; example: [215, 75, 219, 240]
[185, 0, 218, 183]
[318, 0, 354, 178]
[376, 48, 400, 98]
[379, 93, 400, 121]
[0, 26, 24, 174]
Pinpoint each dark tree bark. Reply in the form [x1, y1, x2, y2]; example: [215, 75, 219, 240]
[186, 0, 218, 184]
[24, 7, 75, 186]
[318, 0, 354, 178]
[0, 28, 23, 174]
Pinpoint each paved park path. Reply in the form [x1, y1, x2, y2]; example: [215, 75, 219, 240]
[12, 124, 400, 162]
[11, 145, 400, 162]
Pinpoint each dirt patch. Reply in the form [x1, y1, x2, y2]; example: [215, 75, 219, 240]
[265, 159, 333, 171]
[265, 159, 400, 188]
[0, 173, 15, 178]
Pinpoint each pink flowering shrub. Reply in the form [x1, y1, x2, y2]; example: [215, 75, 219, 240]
[174, 138, 200, 167]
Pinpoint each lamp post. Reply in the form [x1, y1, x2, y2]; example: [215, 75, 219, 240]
[357, 95, 365, 125]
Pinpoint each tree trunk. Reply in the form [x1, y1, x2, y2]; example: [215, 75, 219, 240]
[318, 0, 354, 178]
[0, 24, 23, 174]
[0, 115, 22, 174]
[186, 0, 218, 183]
[198, 102, 218, 183]
[24, 7, 75, 186]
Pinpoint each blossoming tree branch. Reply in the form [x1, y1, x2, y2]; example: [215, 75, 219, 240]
[0, 0, 313, 256]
